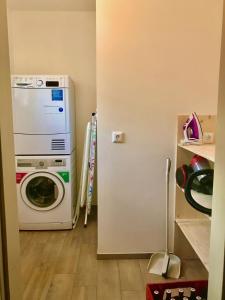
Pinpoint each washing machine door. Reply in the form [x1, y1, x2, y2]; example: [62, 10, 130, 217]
[20, 172, 65, 211]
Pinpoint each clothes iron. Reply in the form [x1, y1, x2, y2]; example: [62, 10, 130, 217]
[183, 112, 203, 144]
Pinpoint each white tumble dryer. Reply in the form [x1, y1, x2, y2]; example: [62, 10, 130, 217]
[15, 152, 78, 230]
[11, 75, 75, 155]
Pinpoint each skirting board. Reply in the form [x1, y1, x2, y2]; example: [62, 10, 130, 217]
[97, 253, 151, 260]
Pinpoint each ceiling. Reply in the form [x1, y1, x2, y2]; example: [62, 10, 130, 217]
[7, 0, 96, 11]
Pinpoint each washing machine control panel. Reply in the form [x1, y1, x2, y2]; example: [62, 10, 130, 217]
[17, 159, 66, 169]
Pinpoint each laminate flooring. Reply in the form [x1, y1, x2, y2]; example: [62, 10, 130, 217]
[20, 208, 208, 300]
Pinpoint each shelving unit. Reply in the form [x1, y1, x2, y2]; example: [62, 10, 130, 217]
[174, 115, 216, 276]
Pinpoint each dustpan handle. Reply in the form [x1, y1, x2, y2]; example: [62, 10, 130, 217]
[166, 158, 171, 254]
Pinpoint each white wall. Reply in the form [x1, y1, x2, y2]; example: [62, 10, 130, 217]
[8, 11, 96, 191]
[7, 0, 95, 11]
[97, 0, 222, 254]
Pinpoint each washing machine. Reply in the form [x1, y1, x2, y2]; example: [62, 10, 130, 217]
[11, 75, 75, 155]
[15, 152, 78, 230]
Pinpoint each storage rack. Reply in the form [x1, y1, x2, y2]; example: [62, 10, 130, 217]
[174, 115, 216, 275]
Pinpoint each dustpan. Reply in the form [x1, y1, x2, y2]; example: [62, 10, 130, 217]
[147, 158, 181, 279]
[147, 252, 181, 279]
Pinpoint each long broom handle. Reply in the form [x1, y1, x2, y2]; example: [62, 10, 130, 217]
[166, 158, 171, 254]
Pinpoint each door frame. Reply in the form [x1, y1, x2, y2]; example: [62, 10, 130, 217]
[0, 139, 9, 299]
[0, 0, 22, 298]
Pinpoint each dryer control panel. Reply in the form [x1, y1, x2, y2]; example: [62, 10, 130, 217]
[17, 159, 66, 169]
[11, 75, 71, 88]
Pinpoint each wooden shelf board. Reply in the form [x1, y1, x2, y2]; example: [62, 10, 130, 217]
[178, 144, 215, 162]
[175, 218, 211, 271]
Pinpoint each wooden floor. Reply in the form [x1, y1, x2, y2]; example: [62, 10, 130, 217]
[20, 209, 207, 300]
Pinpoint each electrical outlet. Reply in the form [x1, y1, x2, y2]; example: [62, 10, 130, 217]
[112, 131, 124, 143]
[203, 132, 214, 144]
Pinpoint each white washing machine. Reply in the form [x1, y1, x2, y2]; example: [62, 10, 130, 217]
[11, 75, 75, 155]
[15, 152, 78, 230]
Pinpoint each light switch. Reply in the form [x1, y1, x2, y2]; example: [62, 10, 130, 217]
[112, 131, 124, 143]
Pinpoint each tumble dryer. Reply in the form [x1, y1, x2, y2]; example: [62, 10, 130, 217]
[11, 75, 75, 155]
[15, 152, 78, 230]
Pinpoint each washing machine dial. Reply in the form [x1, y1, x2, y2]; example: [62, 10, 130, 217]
[39, 161, 45, 167]
[36, 79, 43, 87]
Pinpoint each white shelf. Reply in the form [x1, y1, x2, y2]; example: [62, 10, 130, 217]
[178, 144, 215, 162]
[175, 219, 211, 271]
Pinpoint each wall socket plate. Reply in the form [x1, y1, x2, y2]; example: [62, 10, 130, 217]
[203, 132, 214, 144]
[112, 131, 124, 143]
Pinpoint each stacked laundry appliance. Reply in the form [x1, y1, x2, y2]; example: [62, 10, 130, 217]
[11, 75, 79, 230]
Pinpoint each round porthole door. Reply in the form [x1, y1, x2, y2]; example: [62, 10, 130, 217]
[20, 172, 65, 211]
